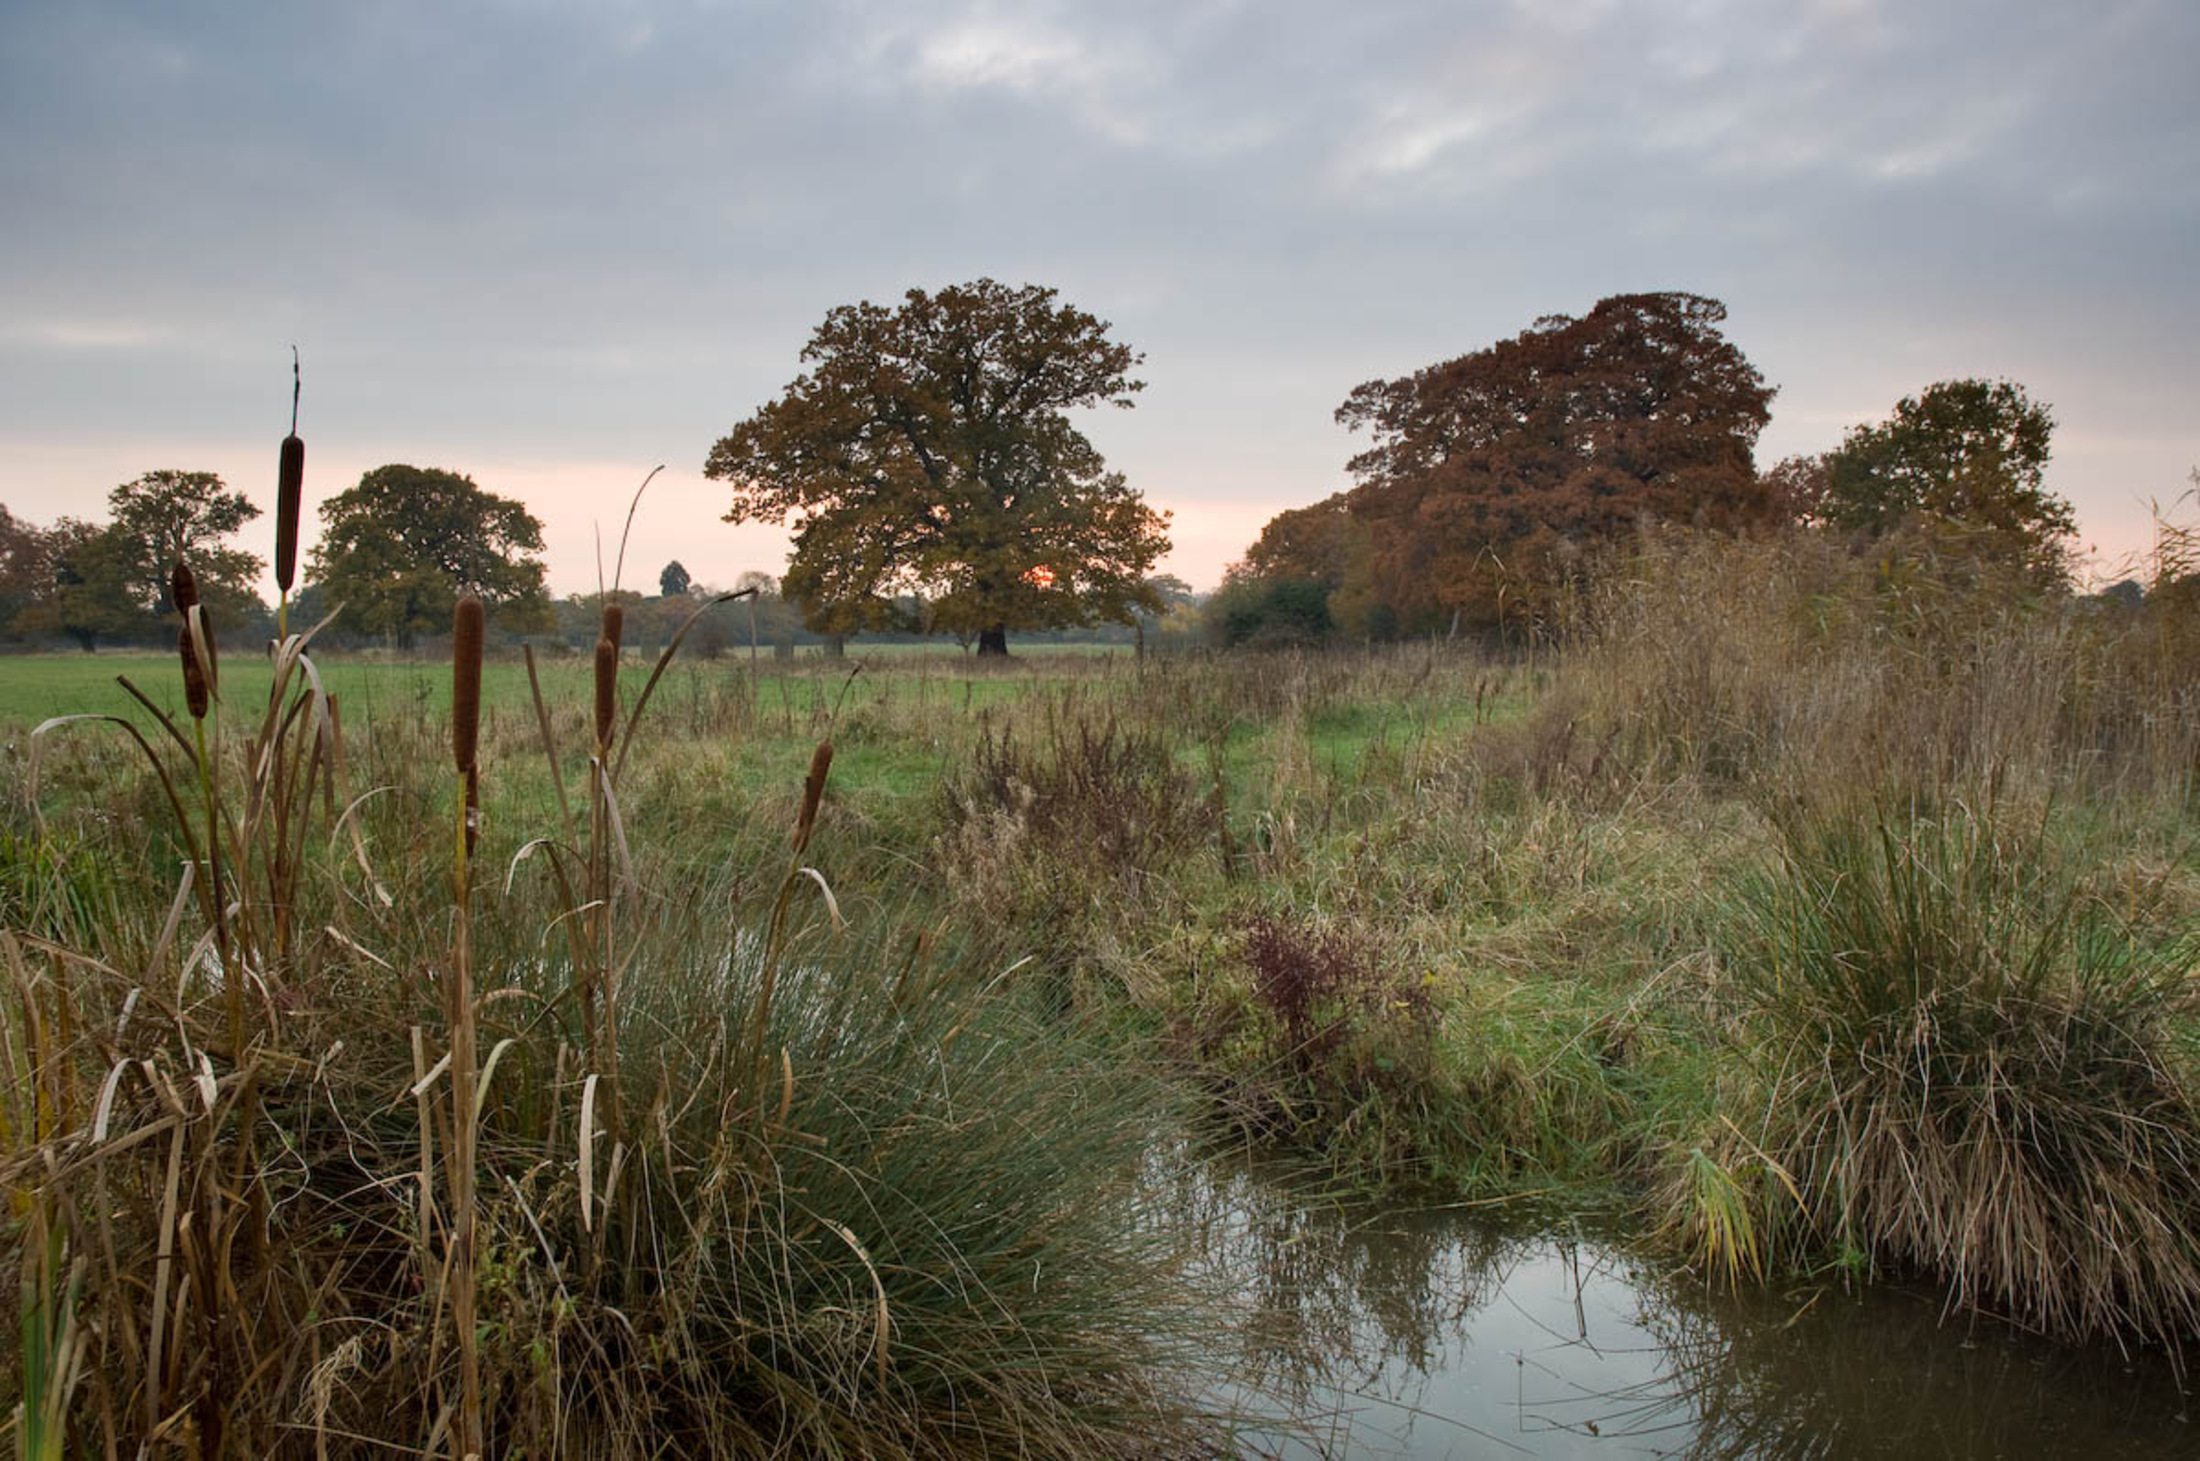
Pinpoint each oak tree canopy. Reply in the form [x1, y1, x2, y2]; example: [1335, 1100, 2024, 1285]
[1336, 292, 1776, 630]
[310, 465, 552, 646]
[1820, 378, 2073, 581]
[705, 279, 1170, 655]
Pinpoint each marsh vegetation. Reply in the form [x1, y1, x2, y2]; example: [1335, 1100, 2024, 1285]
[1, 515, 2195, 1455]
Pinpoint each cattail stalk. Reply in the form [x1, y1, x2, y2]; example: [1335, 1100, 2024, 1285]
[587, 619, 621, 1130]
[447, 595, 484, 1461]
[277, 347, 303, 644]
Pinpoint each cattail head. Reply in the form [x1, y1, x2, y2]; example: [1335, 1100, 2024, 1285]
[276, 436, 303, 593]
[792, 741, 834, 854]
[452, 596, 485, 775]
[178, 623, 209, 720]
[171, 562, 199, 618]
[593, 634, 618, 748]
[600, 602, 624, 653]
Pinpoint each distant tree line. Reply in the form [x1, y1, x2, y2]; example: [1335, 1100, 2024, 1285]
[4, 284, 2181, 659]
[1205, 291, 2152, 649]
[3, 471, 274, 651]
[0, 454, 1192, 656]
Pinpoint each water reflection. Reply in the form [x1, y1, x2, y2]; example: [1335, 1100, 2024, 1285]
[1186, 1158, 2192, 1459]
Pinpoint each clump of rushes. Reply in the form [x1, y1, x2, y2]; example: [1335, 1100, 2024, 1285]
[275, 349, 303, 642]
[1709, 802, 2200, 1347]
[448, 595, 486, 1459]
[10, 543, 1257, 1453]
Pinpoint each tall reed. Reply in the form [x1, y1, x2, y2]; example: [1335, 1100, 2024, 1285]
[448, 595, 485, 1457]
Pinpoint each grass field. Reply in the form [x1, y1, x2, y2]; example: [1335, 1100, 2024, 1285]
[0, 644, 1121, 727]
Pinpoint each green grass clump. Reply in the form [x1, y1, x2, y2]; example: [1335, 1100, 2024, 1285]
[1707, 799, 2200, 1346]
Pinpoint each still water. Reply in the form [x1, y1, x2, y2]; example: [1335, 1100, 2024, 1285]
[1193, 1162, 2194, 1459]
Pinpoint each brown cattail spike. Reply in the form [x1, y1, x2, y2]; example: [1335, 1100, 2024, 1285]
[593, 635, 618, 749]
[171, 562, 199, 617]
[601, 602, 624, 653]
[179, 624, 209, 720]
[276, 437, 303, 593]
[792, 741, 834, 854]
[452, 597, 485, 775]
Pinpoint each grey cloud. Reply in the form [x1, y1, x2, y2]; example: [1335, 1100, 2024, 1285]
[0, 0, 2192, 585]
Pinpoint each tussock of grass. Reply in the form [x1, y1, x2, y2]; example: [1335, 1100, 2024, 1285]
[1713, 801, 2200, 1347]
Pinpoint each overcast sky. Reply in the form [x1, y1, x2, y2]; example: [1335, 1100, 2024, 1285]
[2, 0, 2193, 595]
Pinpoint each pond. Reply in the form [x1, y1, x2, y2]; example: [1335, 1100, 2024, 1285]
[1191, 1160, 2194, 1459]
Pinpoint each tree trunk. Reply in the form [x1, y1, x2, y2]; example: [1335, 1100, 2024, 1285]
[824, 634, 846, 658]
[976, 625, 1009, 657]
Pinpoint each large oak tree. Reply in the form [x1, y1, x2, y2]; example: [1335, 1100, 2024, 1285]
[705, 279, 1170, 655]
[310, 465, 551, 647]
[1336, 292, 1776, 630]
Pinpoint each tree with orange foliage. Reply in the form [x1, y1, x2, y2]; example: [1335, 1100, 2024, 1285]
[1336, 292, 1776, 631]
[707, 279, 1170, 656]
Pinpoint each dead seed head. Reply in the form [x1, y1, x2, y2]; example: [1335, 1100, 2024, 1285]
[178, 623, 209, 720]
[276, 437, 304, 593]
[601, 602, 624, 652]
[793, 741, 834, 853]
[593, 635, 618, 747]
[453, 596, 485, 774]
[171, 562, 198, 617]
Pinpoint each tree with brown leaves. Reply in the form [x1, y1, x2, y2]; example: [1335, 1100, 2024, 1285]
[706, 279, 1170, 656]
[1336, 292, 1776, 631]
